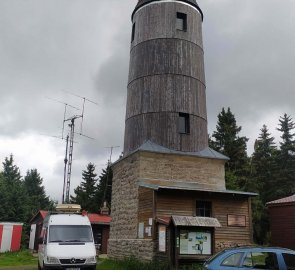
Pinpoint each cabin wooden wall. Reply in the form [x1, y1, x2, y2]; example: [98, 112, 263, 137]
[154, 190, 252, 251]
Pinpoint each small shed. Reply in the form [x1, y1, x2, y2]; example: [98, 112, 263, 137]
[29, 210, 47, 251]
[29, 211, 111, 254]
[88, 213, 111, 254]
[267, 194, 295, 250]
[0, 222, 23, 252]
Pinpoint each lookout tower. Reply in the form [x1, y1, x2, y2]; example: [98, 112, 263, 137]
[124, 0, 207, 155]
[109, 0, 256, 266]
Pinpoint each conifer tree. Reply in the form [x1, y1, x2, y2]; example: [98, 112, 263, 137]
[71, 163, 98, 212]
[275, 113, 295, 197]
[249, 125, 277, 244]
[211, 107, 249, 189]
[95, 165, 113, 210]
[0, 155, 27, 222]
[23, 169, 53, 216]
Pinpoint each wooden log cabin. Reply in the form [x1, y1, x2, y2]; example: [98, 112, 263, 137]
[108, 0, 257, 267]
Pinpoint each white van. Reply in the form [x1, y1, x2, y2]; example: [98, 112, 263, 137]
[38, 205, 96, 270]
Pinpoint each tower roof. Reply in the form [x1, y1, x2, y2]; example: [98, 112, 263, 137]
[132, 0, 203, 21]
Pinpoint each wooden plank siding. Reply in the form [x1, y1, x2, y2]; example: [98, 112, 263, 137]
[269, 204, 295, 250]
[138, 187, 154, 239]
[123, 1, 207, 155]
[154, 190, 252, 246]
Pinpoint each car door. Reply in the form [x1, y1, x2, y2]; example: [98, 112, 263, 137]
[239, 251, 280, 270]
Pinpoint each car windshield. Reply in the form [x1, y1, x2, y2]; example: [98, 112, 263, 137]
[49, 225, 93, 243]
[205, 250, 227, 264]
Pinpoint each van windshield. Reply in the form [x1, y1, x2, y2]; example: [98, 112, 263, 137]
[49, 225, 93, 243]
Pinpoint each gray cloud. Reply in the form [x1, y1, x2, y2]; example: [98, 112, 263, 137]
[1, 0, 295, 199]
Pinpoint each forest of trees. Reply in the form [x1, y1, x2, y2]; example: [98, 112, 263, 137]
[70, 163, 113, 213]
[0, 155, 55, 245]
[0, 155, 112, 246]
[209, 108, 295, 244]
[1, 107, 294, 247]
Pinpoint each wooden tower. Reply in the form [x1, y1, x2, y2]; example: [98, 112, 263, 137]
[109, 0, 256, 265]
[124, 0, 207, 155]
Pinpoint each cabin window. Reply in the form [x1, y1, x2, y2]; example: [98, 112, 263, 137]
[179, 113, 190, 134]
[176, 12, 187, 31]
[196, 201, 212, 217]
[131, 22, 136, 42]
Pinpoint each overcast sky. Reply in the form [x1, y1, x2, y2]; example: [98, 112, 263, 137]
[1, 0, 295, 202]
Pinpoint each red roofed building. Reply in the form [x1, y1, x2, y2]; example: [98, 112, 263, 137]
[29, 211, 111, 254]
[267, 194, 295, 250]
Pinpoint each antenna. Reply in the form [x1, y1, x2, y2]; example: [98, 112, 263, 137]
[61, 89, 98, 134]
[45, 96, 79, 139]
[101, 146, 120, 207]
[105, 146, 120, 164]
[59, 91, 98, 203]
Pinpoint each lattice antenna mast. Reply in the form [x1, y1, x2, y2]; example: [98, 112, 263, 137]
[61, 90, 98, 203]
[64, 115, 82, 203]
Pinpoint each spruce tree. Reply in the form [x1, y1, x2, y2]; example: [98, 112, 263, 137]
[95, 165, 113, 210]
[275, 113, 295, 197]
[211, 107, 249, 189]
[71, 163, 98, 212]
[23, 169, 53, 216]
[0, 155, 27, 222]
[249, 125, 277, 244]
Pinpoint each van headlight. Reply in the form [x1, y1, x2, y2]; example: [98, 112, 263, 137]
[85, 256, 96, 264]
[46, 256, 60, 264]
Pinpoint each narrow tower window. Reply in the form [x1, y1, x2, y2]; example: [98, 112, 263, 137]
[179, 113, 190, 134]
[176, 12, 187, 31]
[131, 22, 136, 42]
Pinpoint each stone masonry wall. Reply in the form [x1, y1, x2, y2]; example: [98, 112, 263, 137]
[109, 153, 154, 260]
[108, 239, 154, 261]
[139, 152, 226, 190]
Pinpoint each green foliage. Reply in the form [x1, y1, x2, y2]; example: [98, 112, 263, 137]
[100, 257, 202, 270]
[0, 250, 37, 266]
[71, 163, 99, 212]
[0, 155, 54, 247]
[210, 107, 249, 189]
[70, 163, 113, 213]
[95, 165, 113, 209]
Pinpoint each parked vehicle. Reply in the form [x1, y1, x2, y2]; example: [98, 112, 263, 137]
[203, 247, 295, 270]
[38, 204, 96, 270]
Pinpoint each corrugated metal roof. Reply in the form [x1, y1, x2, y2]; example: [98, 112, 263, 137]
[139, 179, 257, 197]
[267, 194, 295, 206]
[137, 140, 229, 160]
[172, 215, 221, 227]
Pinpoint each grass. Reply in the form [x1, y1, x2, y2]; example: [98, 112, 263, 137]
[0, 250, 37, 267]
[98, 257, 203, 270]
[0, 251, 202, 270]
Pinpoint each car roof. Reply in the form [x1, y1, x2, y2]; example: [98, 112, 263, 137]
[222, 246, 295, 253]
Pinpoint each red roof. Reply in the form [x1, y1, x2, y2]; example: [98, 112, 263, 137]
[267, 194, 295, 206]
[30, 210, 111, 225]
[87, 213, 111, 224]
[40, 210, 48, 219]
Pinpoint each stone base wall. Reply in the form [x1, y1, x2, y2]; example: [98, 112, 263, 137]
[215, 240, 252, 252]
[108, 239, 155, 261]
